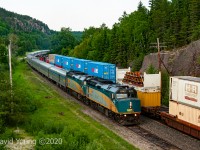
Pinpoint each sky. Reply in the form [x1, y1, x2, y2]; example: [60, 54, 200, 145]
[1, 0, 149, 31]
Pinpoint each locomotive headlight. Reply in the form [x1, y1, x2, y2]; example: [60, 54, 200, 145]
[124, 114, 126, 117]
[134, 114, 137, 117]
[129, 102, 132, 109]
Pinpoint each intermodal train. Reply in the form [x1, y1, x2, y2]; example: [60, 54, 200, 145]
[26, 50, 141, 125]
[122, 70, 200, 139]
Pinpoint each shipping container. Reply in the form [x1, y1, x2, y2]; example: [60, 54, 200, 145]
[73, 58, 91, 73]
[169, 100, 200, 127]
[88, 62, 116, 83]
[55, 55, 64, 68]
[49, 54, 56, 65]
[170, 76, 200, 109]
[62, 56, 74, 70]
[137, 90, 161, 107]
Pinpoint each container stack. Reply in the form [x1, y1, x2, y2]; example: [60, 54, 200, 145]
[73, 58, 91, 73]
[169, 76, 200, 127]
[122, 71, 144, 86]
[88, 62, 116, 83]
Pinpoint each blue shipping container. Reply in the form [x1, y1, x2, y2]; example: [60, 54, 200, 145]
[88, 62, 116, 83]
[55, 55, 64, 67]
[62, 56, 74, 70]
[73, 59, 91, 73]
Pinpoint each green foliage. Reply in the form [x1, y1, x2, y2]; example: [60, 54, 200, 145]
[51, 27, 79, 55]
[161, 71, 170, 106]
[146, 64, 158, 74]
[131, 55, 144, 72]
[0, 43, 8, 63]
[0, 129, 19, 149]
[72, 31, 83, 42]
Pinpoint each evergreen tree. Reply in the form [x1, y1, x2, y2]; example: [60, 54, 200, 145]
[189, 0, 200, 40]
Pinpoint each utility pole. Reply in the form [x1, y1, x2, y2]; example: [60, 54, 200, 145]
[8, 40, 13, 114]
[150, 38, 167, 72]
[9, 40, 12, 90]
[157, 38, 161, 71]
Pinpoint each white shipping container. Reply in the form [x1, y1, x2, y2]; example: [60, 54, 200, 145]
[143, 72, 161, 88]
[169, 100, 200, 127]
[49, 54, 56, 64]
[170, 76, 200, 109]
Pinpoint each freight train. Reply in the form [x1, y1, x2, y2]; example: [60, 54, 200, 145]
[122, 71, 200, 139]
[26, 50, 141, 125]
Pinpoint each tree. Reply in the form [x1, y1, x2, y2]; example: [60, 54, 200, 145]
[51, 27, 78, 55]
[0, 43, 7, 64]
[189, 0, 200, 40]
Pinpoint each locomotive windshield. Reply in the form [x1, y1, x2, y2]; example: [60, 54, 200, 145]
[116, 93, 128, 99]
[116, 89, 128, 99]
[116, 88, 137, 99]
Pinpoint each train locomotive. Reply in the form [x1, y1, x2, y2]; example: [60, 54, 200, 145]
[26, 50, 141, 125]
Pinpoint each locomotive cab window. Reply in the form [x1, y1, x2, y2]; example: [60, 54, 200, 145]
[116, 90, 128, 99]
[116, 93, 128, 99]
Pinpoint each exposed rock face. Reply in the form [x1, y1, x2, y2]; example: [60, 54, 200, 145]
[0, 7, 52, 34]
[140, 40, 200, 76]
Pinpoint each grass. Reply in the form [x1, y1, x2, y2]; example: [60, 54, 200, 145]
[12, 62, 138, 150]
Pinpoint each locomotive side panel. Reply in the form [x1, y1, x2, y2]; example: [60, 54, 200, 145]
[87, 87, 118, 113]
[67, 78, 84, 95]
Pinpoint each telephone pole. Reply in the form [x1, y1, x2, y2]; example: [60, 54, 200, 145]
[150, 38, 167, 71]
[9, 40, 12, 90]
[157, 38, 161, 71]
[8, 40, 13, 114]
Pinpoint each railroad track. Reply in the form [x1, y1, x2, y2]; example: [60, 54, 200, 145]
[127, 126, 180, 150]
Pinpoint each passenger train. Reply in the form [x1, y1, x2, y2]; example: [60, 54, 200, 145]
[26, 50, 141, 125]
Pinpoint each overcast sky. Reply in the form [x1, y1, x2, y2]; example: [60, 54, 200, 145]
[1, 0, 149, 31]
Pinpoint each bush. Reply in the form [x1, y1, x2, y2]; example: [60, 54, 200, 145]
[0, 128, 19, 150]
[146, 64, 158, 74]
[34, 126, 91, 150]
[161, 71, 170, 106]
